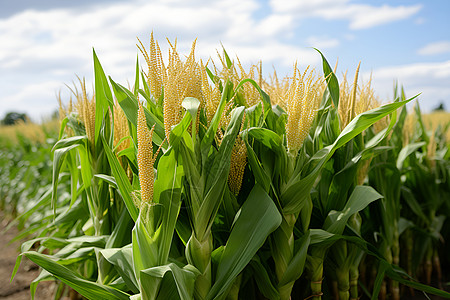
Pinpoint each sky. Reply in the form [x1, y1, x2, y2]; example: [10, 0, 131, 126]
[0, 0, 449, 121]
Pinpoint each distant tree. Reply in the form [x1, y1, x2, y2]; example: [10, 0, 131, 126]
[433, 102, 446, 112]
[1, 112, 28, 125]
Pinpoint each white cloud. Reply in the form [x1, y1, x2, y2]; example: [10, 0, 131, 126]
[345, 5, 422, 30]
[364, 60, 450, 112]
[0, 0, 317, 119]
[0, 0, 443, 121]
[2, 80, 66, 119]
[418, 41, 450, 56]
[270, 0, 422, 30]
[306, 36, 339, 49]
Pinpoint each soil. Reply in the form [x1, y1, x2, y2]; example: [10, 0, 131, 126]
[0, 211, 56, 299]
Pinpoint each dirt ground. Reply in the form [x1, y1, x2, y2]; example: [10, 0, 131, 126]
[0, 211, 55, 299]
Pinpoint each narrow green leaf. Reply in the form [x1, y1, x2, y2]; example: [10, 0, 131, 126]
[278, 231, 310, 286]
[101, 134, 139, 221]
[371, 262, 387, 300]
[93, 49, 114, 144]
[396, 142, 426, 169]
[100, 246, 139, 293]
[324, 186, 383, 234]
[181, 97, 200, 144]
[249, 258, 279, 300]
[207, 184, 282, 300]
[110, 76, 165, 146]
[132, 216, 158, 278]
[153, 147, 184, 265]
[221, 46, 233, 69]
[22, 251, 130, 300]
[134, 54, 140, 97]
[201, 80, 233, 157]
[140, 263, 199, 300]
[315, 48, 339, 108]
[52, 144, 81, 215]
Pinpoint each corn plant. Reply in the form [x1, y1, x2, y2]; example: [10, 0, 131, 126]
[398, 102, 449, 289]
[7, 34, 450, 300]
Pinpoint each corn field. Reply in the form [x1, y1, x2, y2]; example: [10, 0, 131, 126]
[2, 35, 450, 300]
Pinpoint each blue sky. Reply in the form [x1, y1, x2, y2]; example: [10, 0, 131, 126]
[0, 0, 449, 121]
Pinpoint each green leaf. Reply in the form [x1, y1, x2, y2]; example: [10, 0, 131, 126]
[246, 127, 283, 154]
[134, 55, 140, 97]
[153, 147, 184, 265]
[278, 231, 310, 286]
[101, 134, 139, 221]
[169, 111, 193, 150]
[315, 48, 339, 108]
[52, 143, 82, 215]
[244, 139, 271, 192]
[282, 98, 415, 214]
[207, 184, 282, 300]
[100, 245, 139, 294]
[245, 103, 263, 128]
[52, 135, 88, 152]
[196, 106, 246, 233]
[249, 258, 279, 300]
[221, 46, 233, 69]
[132, 215, 159, 279]
[371, 261, 387, 300]
[140, 263, 199, 300]
[110, 77, 165, 146]
[201, 80, 233, 158]
[181, 97, 201, 144]
[21, 251, 130, 300]
[233, 78, 271, 115]
[93, 49, 114, 144]
[396, 142, 426, 169]
[401, 186, 429, 225]
[106, 206, 134, 248]
[324, 186, 383, 234]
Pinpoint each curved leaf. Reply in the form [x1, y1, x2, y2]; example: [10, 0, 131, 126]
[21, 251, 130, 300]
[207, 184, 282, 300]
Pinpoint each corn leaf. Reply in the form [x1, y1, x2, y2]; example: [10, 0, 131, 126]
[109, 77, 165, 146]
[201, 80, 233, 159]
[315, 48, 339, 108]
[282, 98, 415, 214]
[248, 257, 279, 300]
[197, 106, 246, 233]
[21, 251, 130, 300]
[140, 263, 199, 300]
[106, 206, 134, 248]
[278, 231, 310, 286]
[101, 134, 139, 221]
[100, 245, 139, 293]
[132, 215, 159, 281]
[134, 55, 140, 97]
[51, 143, 82, 215]
[207, 184, 282, 300]
[153, 147, 184, 265]
[324, 186, 383, 234]
[93, 49, 114, 144]
[396, 142, 426, 169]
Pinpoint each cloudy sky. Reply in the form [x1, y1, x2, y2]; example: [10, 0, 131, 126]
[1, 0, 449, 121]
